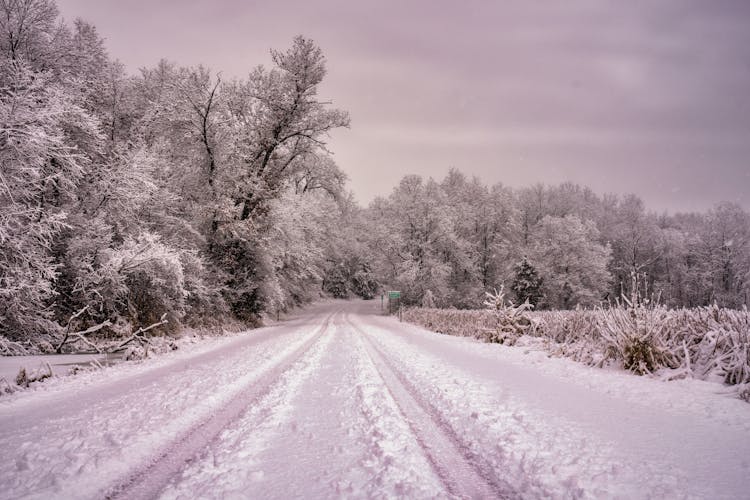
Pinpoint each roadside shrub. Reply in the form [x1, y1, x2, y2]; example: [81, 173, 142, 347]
[482, 287, 535, 345]
[599, 306, 676, 375]
[101, 233, 186, 334]
[402, 303, 750, 388]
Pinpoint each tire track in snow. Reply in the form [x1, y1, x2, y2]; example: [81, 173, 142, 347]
[0, 311, 326, 425]
[348, 314, 518, 499]
[1, 308, 338, 499]
[159, 311, 342, 499]
[161, 313, 447, 499]
[105, 309, 340, 500]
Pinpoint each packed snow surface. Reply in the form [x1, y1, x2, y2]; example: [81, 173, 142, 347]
[1, 300, 748, 499]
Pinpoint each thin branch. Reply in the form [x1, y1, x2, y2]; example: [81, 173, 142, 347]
[110, 314, 168, 353]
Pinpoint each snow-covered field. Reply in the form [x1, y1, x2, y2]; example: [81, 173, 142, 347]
[1, 300, 749, 499]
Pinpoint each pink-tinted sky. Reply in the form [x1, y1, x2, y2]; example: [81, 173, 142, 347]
[56, 0, 750, 213]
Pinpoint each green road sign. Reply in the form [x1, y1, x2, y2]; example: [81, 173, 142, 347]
[388, 291, 401, 299]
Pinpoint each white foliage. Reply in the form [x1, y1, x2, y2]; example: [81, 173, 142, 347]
[0, 60, 101, 338]
[87, 232, 187, 328]
[529, 215, 612, 309]
[482, 286, 534, 345]
[262, 189, 335, 311]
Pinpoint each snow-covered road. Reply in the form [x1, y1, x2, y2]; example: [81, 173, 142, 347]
[1, 300, 749, 499]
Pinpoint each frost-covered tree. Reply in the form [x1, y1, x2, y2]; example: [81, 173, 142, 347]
[200, 36, 350, 315]
[517, 183, 549, 246]
[421, 289, 436, 308]
[320, 196, 380, 300]
[440, 169, 519, 307]
[599, 195, 663, 303]
[546, 182, 603, 222]
[368, 175, 461, 306]
[0, 59, 101, 338]
[366, 170, 749, 311]
[350, 263, 379, 299]
[262, 189, 335, 311]
[700, 203, 750, 308]
[0, 0, 62, 67]
[529, 215, 612, 309]
[0, 0, 355, 344]
[220, 36, 349, 223]
[322, 264, 349, 299]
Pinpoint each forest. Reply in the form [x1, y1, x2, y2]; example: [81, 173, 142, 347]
[2, 0, 749, 352]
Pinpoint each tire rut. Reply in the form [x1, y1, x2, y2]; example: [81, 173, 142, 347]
[105, 309, 340, 500]
[348, 313, 518, 499]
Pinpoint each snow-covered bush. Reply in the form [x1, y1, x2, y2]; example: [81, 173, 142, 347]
[78, 232, 187, 335]
[481, 286, 535, 345]
[676, 305, 750, 385]
[599, 306, 676, 375]
[533, 310, 607, 366]
[0, 336, 30, 356]
[15, 363, 52, 388]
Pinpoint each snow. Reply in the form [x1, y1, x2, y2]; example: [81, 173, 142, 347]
[0, 353, 121, 384]
[161, 310, 444, 499]
[364, 311, 750, 498]
[1, 300, 749, 499]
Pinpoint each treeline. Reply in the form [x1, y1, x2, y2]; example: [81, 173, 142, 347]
[364, 170, 750, 310]
[1, 0, 373, 346]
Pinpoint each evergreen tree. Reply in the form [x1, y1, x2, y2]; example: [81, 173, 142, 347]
[511, 257, 543, 307]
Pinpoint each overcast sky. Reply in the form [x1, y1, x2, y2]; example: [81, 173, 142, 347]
[57, 0, 750, 213]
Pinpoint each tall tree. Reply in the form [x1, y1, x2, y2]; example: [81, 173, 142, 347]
[529, 215, 612, 309]
[368, 175, 460, 306]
